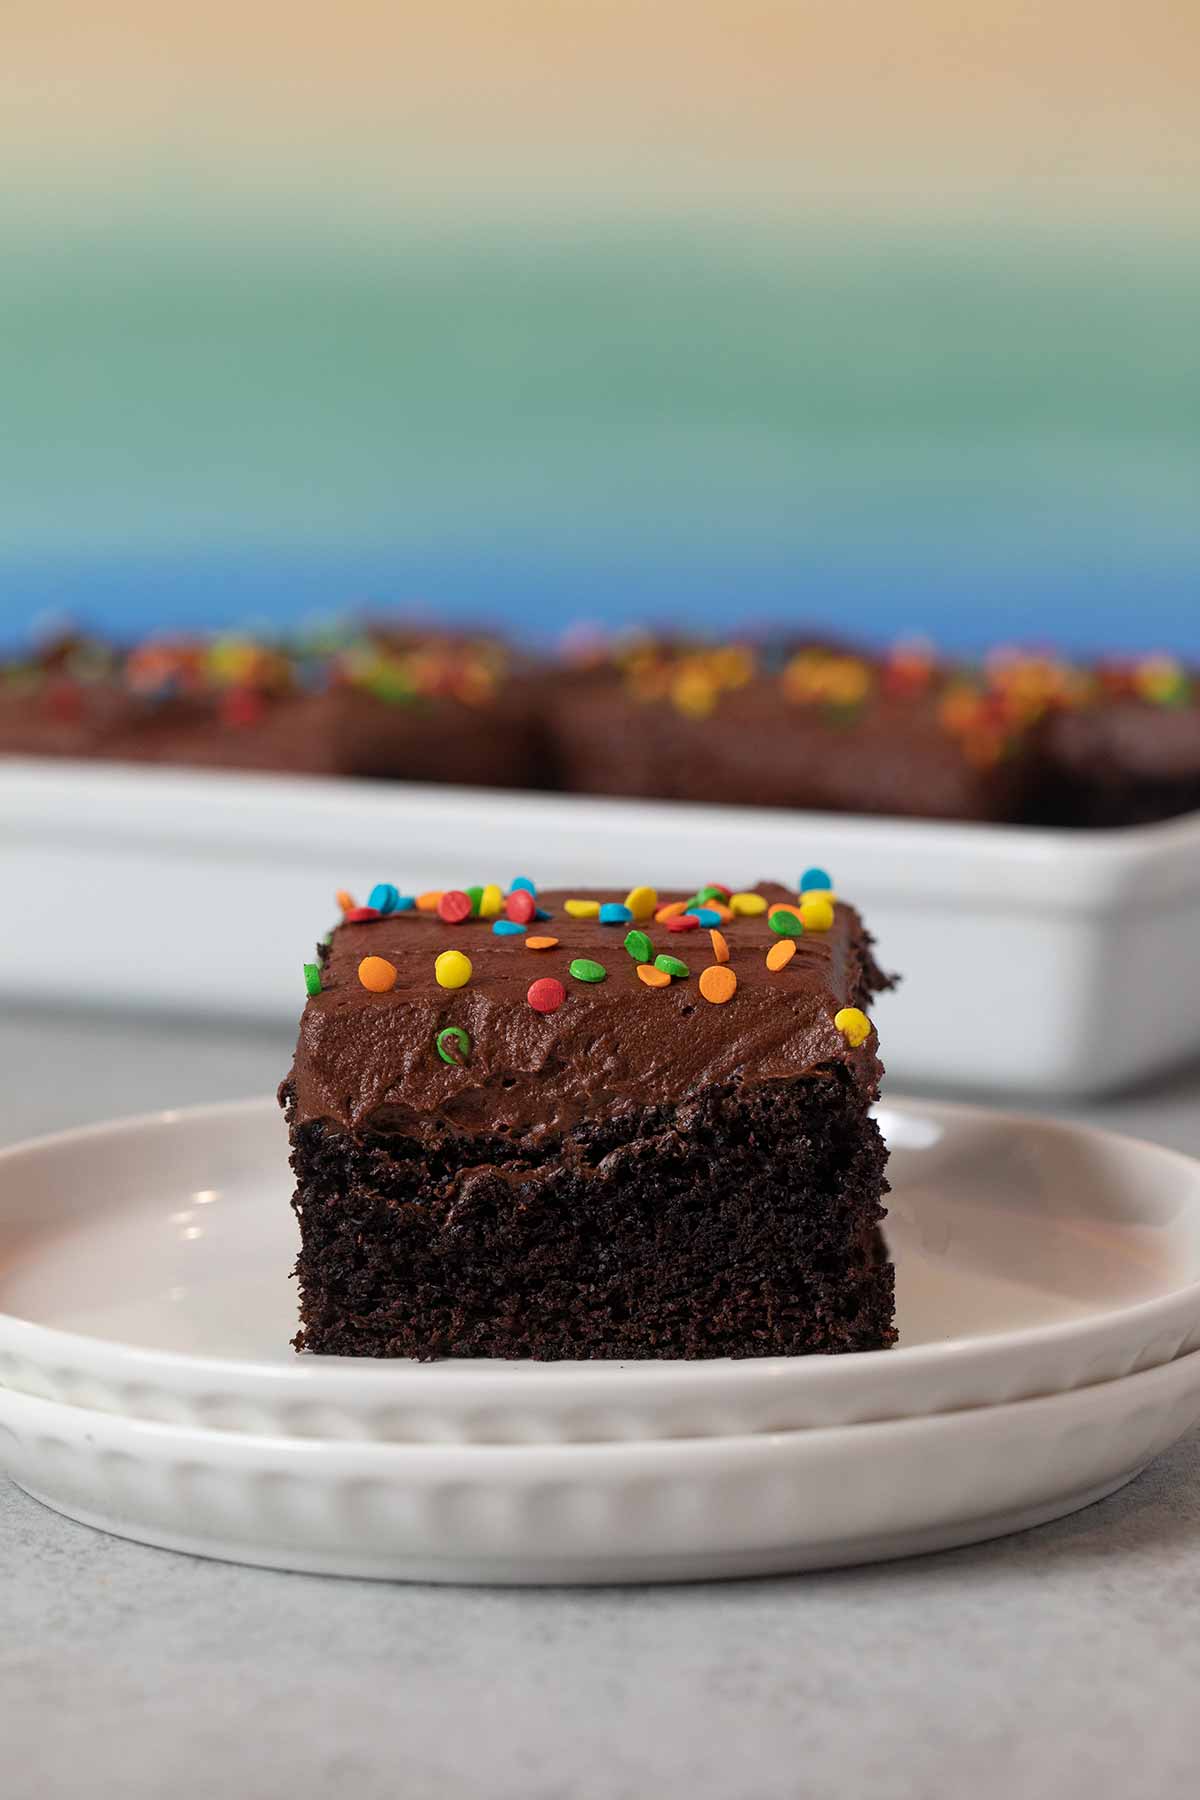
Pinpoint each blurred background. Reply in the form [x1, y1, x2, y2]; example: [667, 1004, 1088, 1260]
[3, 1, 1198, 655]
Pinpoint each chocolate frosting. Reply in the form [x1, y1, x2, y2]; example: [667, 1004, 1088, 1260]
[287, 884, 887, 1144]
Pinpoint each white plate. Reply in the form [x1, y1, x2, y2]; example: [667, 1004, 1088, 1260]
[4, 1349, 1200, 1582]
[2, 1098, 1200, 1443]
[4, 760, 1200, 1093]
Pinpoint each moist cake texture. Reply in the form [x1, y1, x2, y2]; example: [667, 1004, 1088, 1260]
[280, 878, 897, 1360]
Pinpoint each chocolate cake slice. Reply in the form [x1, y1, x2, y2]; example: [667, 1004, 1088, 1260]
[281, 878, 896, 1361]
[1032, 692, 1200, 828]
[543, 642, 1039, 823]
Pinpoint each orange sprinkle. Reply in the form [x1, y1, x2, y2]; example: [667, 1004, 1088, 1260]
[416, 891, 443, 913]
[525, 936, 560, 951]
[357, 955, 397, 993]
[335, 889, 355, 914]
[655, 901, 688, 922]
[709, 902, 735, 924]
[637, 963, 672, 988]
[699, 964, 737, 1005]
[709, 929, 730, 964]
[769, 903, 804, 923]
[766, 939, 797, 972]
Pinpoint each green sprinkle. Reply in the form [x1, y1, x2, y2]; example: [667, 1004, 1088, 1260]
[624, 929, 653, 964]
[654, 954, 690, 979]
[364, 665, 417, 705]
[303, 963, 322, 997]
[436, 1025, 471, 1066]
[695, 886, 725, 903]
[465, 885, 484, 918]
[568, 957, 607, 984]
[769, 911, 805, 938]
[321, 930, 334, 947]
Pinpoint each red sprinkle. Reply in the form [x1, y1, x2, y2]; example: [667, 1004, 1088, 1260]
[46, 680, 84, 724]
[527, 976, 566, 1014]
[343, 907, 382, 923]
[437, 890, 473, 924]
[221, 687, 267, 729]
[666, 913, 701, 932]
[505, 888, 536, 924]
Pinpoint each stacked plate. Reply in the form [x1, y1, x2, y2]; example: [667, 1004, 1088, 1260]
[2, 1097, 1200, 1583]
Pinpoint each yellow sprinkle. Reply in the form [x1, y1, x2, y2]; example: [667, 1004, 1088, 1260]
[358, 955, 397, 994]
[834, 1007, 872, 1048]
[525, 936, 559, 951]
[709, 929, 730, 964]
[825, 659, 871, 706]
[416, 891, 443, 913]
[478, 883, 504, 918]
[798, 896, 835, 933]
[623, 885, 658, 920]
[730, 892, 767, 917]
[799, 888, 837, 904]
[766, 939, 797, 972]
[565, 898, 601, 919]
[710, 645, 755, 688]
[435, 950, 473, 990]
[670, 668, 717, 718]
[699, 965, 737, 1004]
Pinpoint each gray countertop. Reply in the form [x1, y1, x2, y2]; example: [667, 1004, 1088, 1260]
[4, 1004, 1200, 1800]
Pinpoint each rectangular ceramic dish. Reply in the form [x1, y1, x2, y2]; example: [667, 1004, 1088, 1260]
[3, 758, 1198, 1096]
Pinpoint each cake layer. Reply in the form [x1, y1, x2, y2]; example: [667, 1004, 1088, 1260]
[283, 1069, 894, 1360]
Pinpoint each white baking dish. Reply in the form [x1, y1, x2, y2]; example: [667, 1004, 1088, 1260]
[3, 758, 1198, 1096]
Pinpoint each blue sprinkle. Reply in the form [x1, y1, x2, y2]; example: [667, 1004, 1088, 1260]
[534, 906, 552, 921]
[492, 919, 527, 936]
[511, 876, 537, 895]
[368, 882, 400, 914]
[393, 895, 416, 912]
[690, 907, 722, 926]
[599, 903, 634, 925]
[800, 866, 832, 891]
